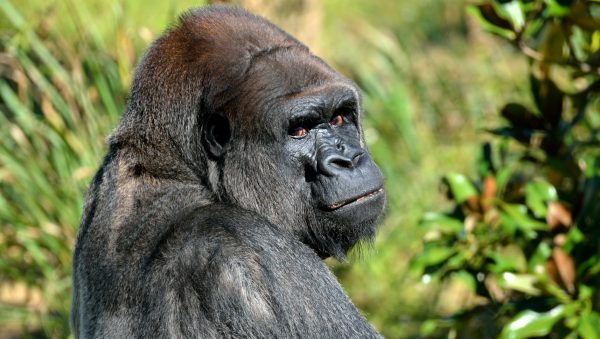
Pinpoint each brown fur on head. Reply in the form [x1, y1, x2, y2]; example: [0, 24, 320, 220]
[111, 6, 307, 158]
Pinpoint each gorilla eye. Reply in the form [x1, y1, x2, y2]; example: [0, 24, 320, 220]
[290, 127, 308, 138]
[329, 114, 345, 126]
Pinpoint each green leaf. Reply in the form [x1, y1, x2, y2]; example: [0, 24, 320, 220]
[444, 251, 468, 270]
[501, 103, 544, 130]
[530, 73, 564, 127]
[563, 226, 584, 252]
[413, 247, 455, 268]
[444, 173, 478, 204]
[529, 242, 552, 271]
[420, 212, 464, 234]
[499, 203, 547, 238]
[499, 272, 541, 296]
[453, 270, 477, 293]
[579, 285, 594, 300]
[496, 167, 513, 193]
[578, 312, 600, 339]
[500, 305, 565, 339]
[488, 244, 528, 273]
[526, 180, 558, 218]
[501, 1, 525, 31]
[522, 17, 545, 39]
[467, 5, 516, 40]
[487, 126, 536, 146]
[544, 0, 572, 17]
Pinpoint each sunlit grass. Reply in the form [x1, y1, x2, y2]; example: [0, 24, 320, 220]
[0, 0, 131, 335]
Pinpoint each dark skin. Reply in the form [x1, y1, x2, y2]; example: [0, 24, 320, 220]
[71, 5, 385, 338]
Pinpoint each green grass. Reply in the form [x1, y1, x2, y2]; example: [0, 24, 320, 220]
[0, 1, 129, 335]
[0, 1, 530, 337]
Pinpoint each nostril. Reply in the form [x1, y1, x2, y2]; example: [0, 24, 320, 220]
[329, 155, 353, 169]
[352, 152, 364, 166]
[318, 150, 360, 176]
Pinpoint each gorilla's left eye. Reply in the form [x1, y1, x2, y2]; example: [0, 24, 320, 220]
[290, 126, 308, 138]
[329, 114, 345, 126]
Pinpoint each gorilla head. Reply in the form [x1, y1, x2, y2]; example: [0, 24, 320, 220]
[111, 6, 385, 260]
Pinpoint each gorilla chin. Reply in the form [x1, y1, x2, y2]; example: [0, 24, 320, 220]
[71, 5, 387, 338]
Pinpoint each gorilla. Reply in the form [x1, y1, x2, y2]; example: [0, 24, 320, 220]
[71, 5, 385, 338]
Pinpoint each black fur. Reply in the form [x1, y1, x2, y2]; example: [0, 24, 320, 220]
[71, 5, 385, 338]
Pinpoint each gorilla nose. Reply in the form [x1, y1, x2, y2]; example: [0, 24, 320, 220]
[319, 151, 364, 176]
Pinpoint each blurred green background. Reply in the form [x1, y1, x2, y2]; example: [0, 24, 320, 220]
[0, 0, 548, 338]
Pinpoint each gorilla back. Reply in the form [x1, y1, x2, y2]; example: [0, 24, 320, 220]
[71, 6, 385, 338]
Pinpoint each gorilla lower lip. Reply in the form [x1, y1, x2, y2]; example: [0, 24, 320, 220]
[326, 188, 384, 211]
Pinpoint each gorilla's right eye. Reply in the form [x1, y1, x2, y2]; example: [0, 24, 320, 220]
[290, 126, 308, 138]
[329, 114, 345, 126]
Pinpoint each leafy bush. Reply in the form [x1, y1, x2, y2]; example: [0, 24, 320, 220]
[412, 0, 600, 337]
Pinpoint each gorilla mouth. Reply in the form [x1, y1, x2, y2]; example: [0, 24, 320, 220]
[325, 188, 384, 211]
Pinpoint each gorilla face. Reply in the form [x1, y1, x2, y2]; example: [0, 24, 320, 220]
[280, 81, 384, 215]
[283, 85, 384, 218]
[204, 47, 386, 259]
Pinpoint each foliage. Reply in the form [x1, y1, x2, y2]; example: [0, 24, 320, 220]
[0, 0, 559, 337]
[0, 0, 131, 336]
[412, 0, 600, 337]
[322, 3, 533, 336]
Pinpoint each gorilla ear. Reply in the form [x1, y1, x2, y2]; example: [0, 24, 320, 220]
[202, 114, 231, 159]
